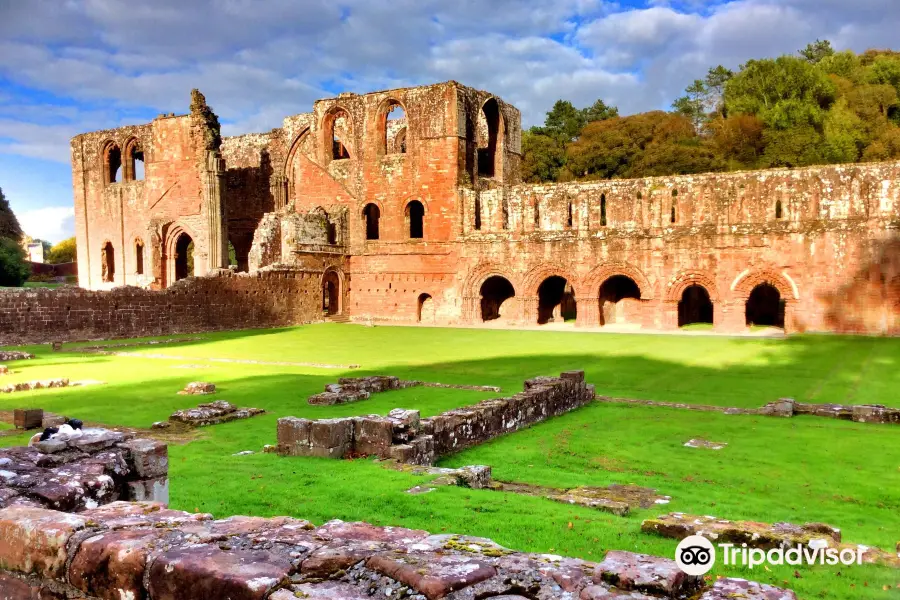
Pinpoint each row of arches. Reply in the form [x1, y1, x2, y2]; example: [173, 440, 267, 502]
[102, 139, 144, 184]
[324, 99, 408, 163]
[362, 201, 425, 240]
[477, 275, 786, 328]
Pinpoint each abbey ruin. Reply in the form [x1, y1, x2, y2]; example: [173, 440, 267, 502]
[64, 81, 900, 336]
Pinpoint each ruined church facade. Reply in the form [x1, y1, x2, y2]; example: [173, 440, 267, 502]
[70, 82, 900, 335]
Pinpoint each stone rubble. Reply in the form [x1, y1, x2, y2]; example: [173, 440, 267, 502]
[683, 439, 728, 450]
[0, 351, 33, 361]
[0, 433, 168, 511]
[0, 500, 798, 599]
[598, 395, 900, 426]
[642, 513, 900, 568]
[0, 365, 7, 375]
[178, 381, 217, 395]
[0, 378, 69, 394]
[280, 371, 595, 465]
[308, 376, 504, 405]
[168, 400, 265, 427]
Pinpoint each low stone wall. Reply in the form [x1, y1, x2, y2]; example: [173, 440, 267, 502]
[598, 395, 900, 426]
[308, 376, 504, 406]
[0, 432, 168, 511]
[0, 500, 797, 599]
[278, 371, 595, 465]
[0, 267, 325, 344]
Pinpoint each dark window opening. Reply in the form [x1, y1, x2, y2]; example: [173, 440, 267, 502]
[480, 276, 515, 321]
[127, 140, 144, 181]
[101, 242, 115, 282]
[745, 283, 785, 328]
[567, 202, 573, 228]
[477, 98, 500, 178]
[598, 275, 641, 326]
[328, 109, 352, 160]
[384, 101, 407, 154]
[105, 144, 122, 184]
[678, 285, 713, 327]
[363, 204, 380, 240]
[417, 293, 434, 323]
[323, 271, 341, 316]
[534, 199, 540, 228]
[600, 194, 607, 227]
[537, 276, 577, 324]
[174, 233, 194, 281]
[474, 197, 482, 230]
[406, 200, 424, 239]
[670, 205, 676, 224]
[775, 200, 783, 220]
[135, 241, 144, 275]
[502, 198, 509, 230]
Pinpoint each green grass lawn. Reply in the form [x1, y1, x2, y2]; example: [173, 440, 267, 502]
[2, 324, 899, 599]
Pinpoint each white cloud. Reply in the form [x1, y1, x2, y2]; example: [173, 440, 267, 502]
[19, 206, 76, 243]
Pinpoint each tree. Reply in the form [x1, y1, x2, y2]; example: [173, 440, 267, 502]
[0, 188, 22, 242]
[540, 100, 585, 143]
[724, 56, 836, 129]
[46, 237, 77, 264]
[0, 236, 30, 287]
[823, 99, 867, 163]
[800, 39, 835, 64]
[673, 65, 734, 127]
[521, 130, 567, 183]
[581, 99, 619, 123]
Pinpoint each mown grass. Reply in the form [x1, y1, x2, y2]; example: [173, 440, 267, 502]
[1, 324, 899, 599]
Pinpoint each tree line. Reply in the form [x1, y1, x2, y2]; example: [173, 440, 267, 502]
[522, 41, 900, 183]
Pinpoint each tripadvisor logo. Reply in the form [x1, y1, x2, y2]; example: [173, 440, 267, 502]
[675, 535, 865, 575]
[676, 536, 716, 576]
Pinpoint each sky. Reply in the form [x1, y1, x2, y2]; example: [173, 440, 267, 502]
[1, 0, 899, 243]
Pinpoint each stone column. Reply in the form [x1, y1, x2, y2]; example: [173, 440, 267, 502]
[575, 297, 598, 327]
[271, 173, 287, 211]
[202, 150, 227, 271]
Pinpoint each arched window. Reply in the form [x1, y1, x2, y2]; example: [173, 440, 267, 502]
[775, 200, 783, 220]
[600, 194, 607, 227]
[326, 108, 352, 161]
[670, 205, 677, 224]
[135, 240, 144, 275]
[363, 204, 380, 240]
[174, 233, 194, 281]
[406, 200, 424, 239]
[566, 201, 573, 228]
[101, 242, 115, 282]
[103, 142, 122, 184]
[382, 100, 407, 155]
[477, 98, 501, 178]
[124, 138, 144, 181]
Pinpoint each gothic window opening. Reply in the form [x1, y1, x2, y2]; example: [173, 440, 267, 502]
[406, 200, 424, 239]
[363, 204, 380, 240]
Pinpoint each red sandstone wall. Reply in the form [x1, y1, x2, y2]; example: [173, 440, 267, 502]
[0, 269, 324, 344]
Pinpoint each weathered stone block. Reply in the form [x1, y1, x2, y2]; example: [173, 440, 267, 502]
[68, 528, 169, 600]
[353, 416, 393, 456]
[0, 506, 88, 579]
[698, 578, 798, 599]
[127, 477, 169, 505]
[147, 546, 292, 600]
[119, 438, 168, 479]
[277, 416, 311, 454]
[310, 418, 353, 450]
[595, 550, 700, 597]
[179, 381, 216, 395]
[561, 370, 585, 383]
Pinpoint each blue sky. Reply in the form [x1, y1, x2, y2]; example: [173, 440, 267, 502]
[1, 0, 898, 242]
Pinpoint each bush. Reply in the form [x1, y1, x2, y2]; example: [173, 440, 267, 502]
[0, 237, 30, 287]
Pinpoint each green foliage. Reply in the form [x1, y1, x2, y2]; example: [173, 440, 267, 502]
[0, 188, 22, 242]
[800, 39, 835, 64]
[0, 236, 30, 287]
[46, 237, 77, 264]
[673, 65, 733, 127]
[521, 130, 567, 183]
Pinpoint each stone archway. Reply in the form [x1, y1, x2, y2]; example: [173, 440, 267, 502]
[537, 276, 576, 325]
[598, 275, 641, 326]
[418, 293, 435, 324]
[480, 276, 516, 322]
[746, 283, 785, 328]
[679, 284, 714, 326]
[322, 269, 342, 316]
[173, 233, 194, 282]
